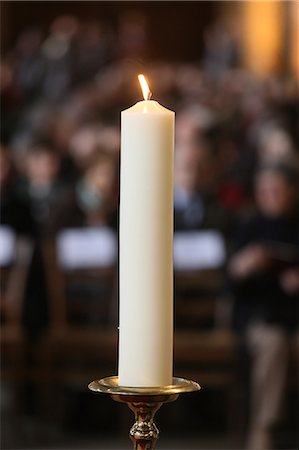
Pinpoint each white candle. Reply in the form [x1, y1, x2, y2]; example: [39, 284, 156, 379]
[118, 75, 174, 387]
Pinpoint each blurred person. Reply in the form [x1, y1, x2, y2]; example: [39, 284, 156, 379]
[73, 21, 113, 85]
[16, 141, 65, 339]
[202, 19, 240, 76]
[228, 163, 299, 450]
[117, 10, 148, 61]
[174, 127, 227, 233]
[0, 145, 46, 339]
[41, 15, 78, 100]
[12, 27, 45, 103]
[17, 142, 63, 233]
[0, 60, 22, 142]
[214, 131, 249, 214]
[0, 144, 34, 236]
[47, 151, 118, 235]
[45, 151, 118, 329]
[45, 105, 81, 180]
[8, 102, 56, 173]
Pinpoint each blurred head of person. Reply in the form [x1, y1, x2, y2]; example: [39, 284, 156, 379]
[69, 125, 99, 169]
[176, 65, 203, 100]
[0, 61, 13, 93]
[175, 143, 200, 194]
[240, 88, 268, 128]
[70, 124, 120, 170]
[176, 105, 215, 146]
[48, 15, 78, 42]
[76, 151, 117, 216]
[117, 10, 148, 60]
[47, 111, 78, 154]
[24, 143, 60, 190]
[0, 145, 13, 189]
[255, 163, 299, 219]
[175, 112, 219, 194]
[14, 27, 43, 58]
[149, 63, 176, 98]
[175, 131, 216, 195]
[257, 124, 295, 164]
[96, 125, 120, 155]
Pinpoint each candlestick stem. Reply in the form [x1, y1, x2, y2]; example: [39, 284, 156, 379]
[128, 400, 161, 449]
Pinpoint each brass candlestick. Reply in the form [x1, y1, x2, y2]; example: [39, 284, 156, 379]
[88, 376, 200, 449]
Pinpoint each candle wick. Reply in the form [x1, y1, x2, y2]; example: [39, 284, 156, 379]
[148, 91, 153, 100]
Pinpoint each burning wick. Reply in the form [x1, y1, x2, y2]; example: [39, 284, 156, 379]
[138, 74, 152, 101]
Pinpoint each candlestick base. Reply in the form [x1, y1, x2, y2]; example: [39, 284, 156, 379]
[88, 376, 200, 449]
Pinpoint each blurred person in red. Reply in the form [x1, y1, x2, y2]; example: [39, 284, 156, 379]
[229, 163, 299, 450]
[47, 151, 118, 235]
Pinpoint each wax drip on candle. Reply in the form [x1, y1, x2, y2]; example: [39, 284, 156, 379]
[138, 74, 152, 100]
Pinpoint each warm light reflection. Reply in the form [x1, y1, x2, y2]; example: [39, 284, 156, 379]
[138, 74, 152, 101]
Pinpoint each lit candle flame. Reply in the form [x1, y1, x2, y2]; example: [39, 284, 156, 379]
[138, 74, 152, 101]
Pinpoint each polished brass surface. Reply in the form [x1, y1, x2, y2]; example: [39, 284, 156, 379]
[88, 376, 200, 396]
[88, 376, 200, 449]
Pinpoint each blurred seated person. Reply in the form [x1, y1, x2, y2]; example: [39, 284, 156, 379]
[174, 126, 227, 233]
[0, 144, 34, 236]
[17, 142, 63, 234]
[47, 151, 118, 235]
[45, 151, 118, 326]
[228, 163, 299, 450]
[0, 145, 45, 338]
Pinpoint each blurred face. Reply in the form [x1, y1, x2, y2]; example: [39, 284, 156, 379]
[70, 127, 98, 167]
[175, 133, 217, 193]
[176, 112, 201, 146]
[175, 145, 200, 193]
[255, 171, 297, 218]
[26, 150, 59, 186]
[85, 160, 115, 198]
[258, 129, 293, 164]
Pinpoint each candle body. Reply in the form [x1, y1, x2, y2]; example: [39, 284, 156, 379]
[118, 100, 174, 387]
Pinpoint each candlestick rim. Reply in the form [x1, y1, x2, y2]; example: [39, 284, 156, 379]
[88, 376, 200, 396]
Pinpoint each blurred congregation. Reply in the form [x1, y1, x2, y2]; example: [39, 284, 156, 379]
[1, 2, 299, 449]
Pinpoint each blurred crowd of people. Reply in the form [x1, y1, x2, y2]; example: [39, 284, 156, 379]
[1, 13, 299, 450]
